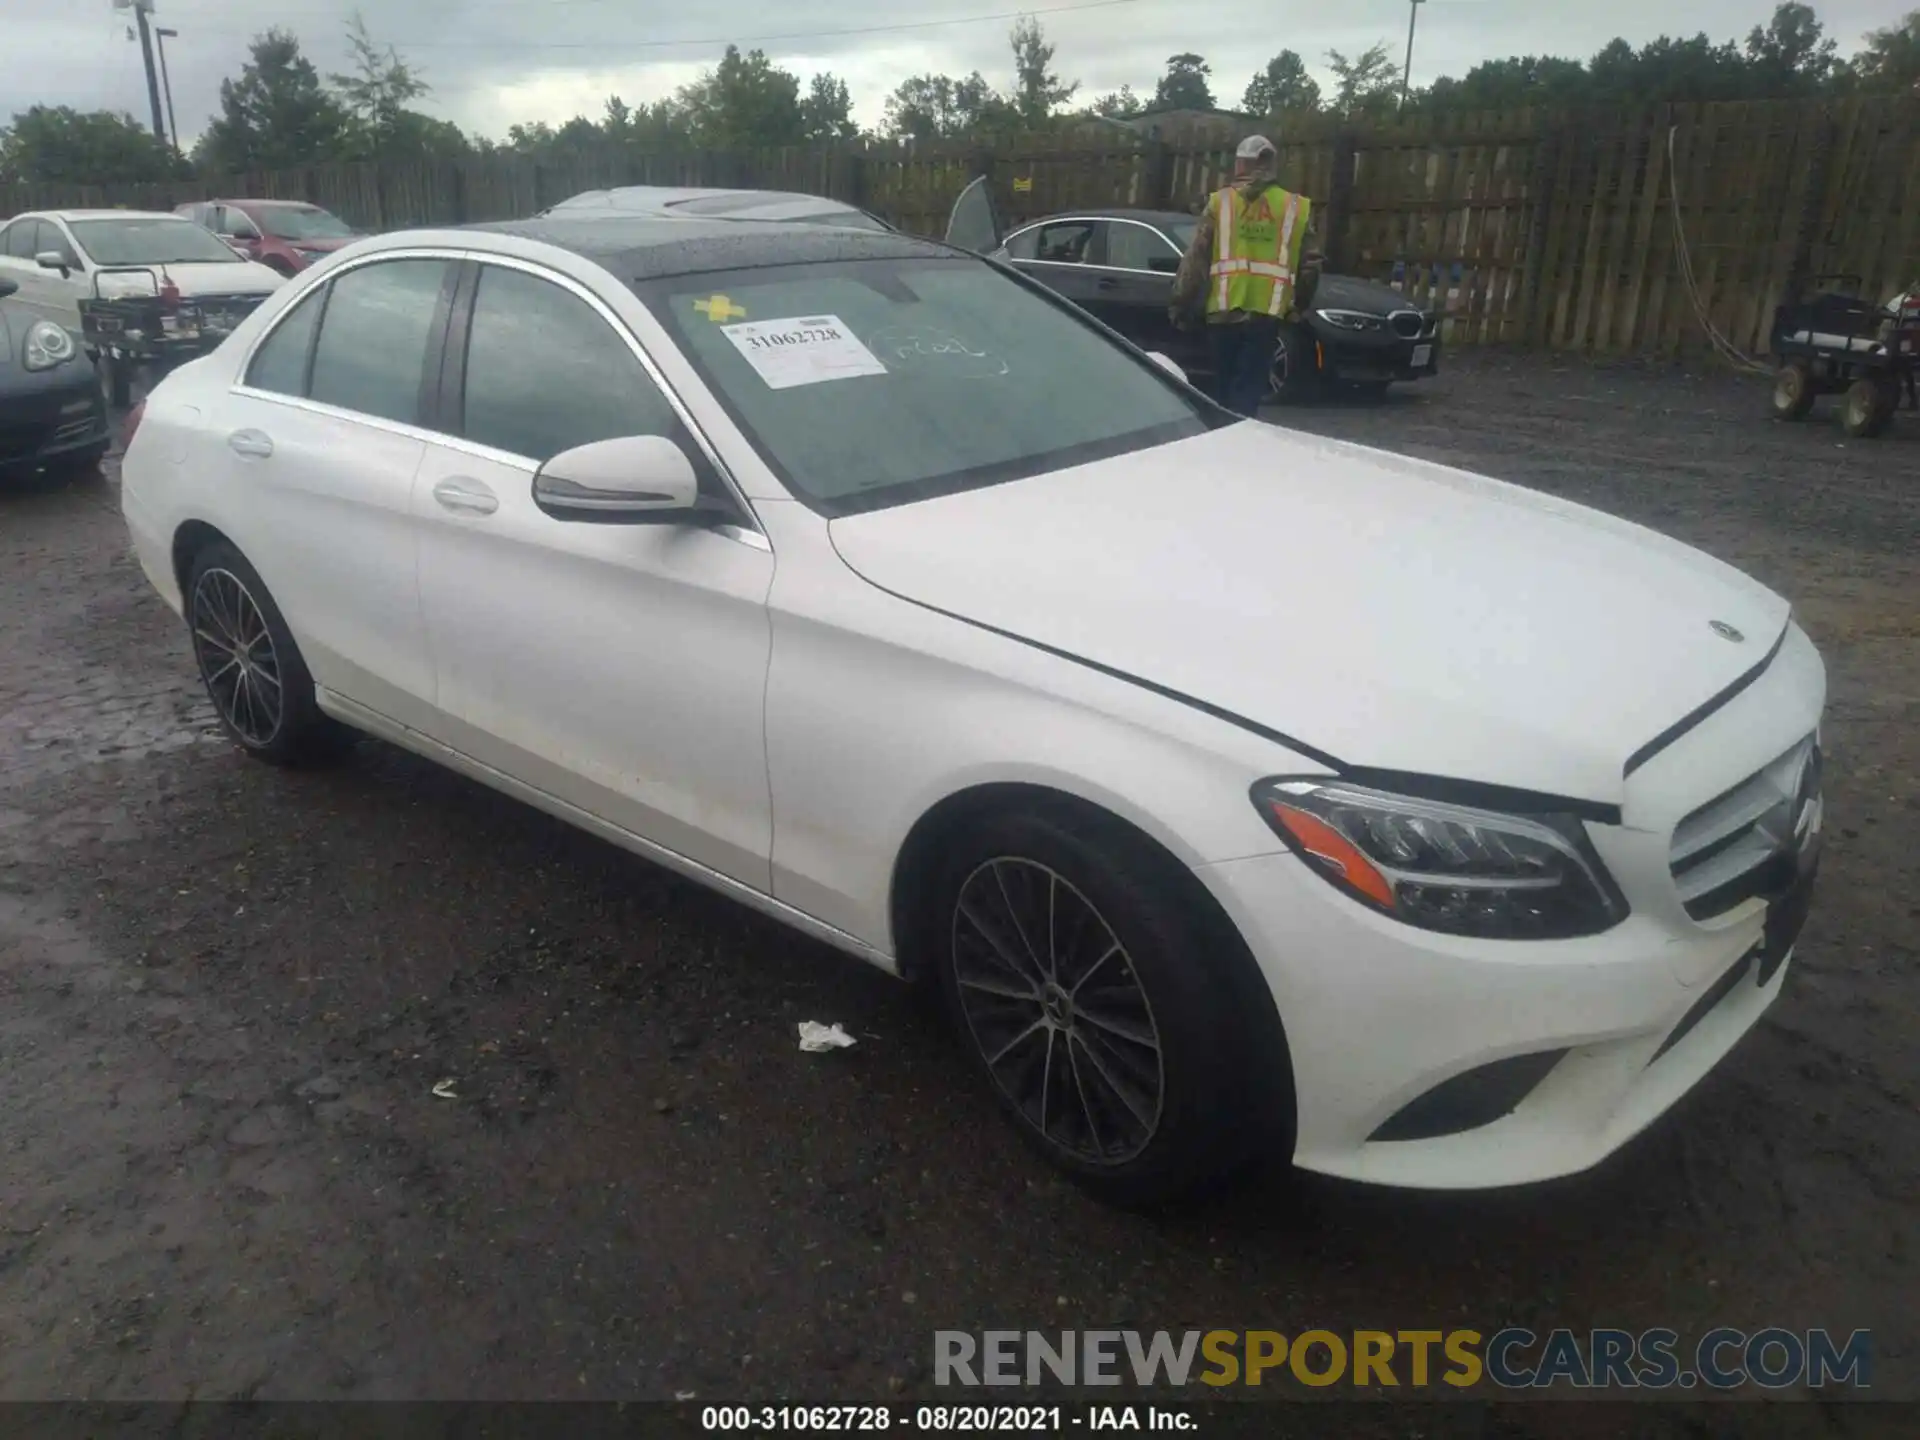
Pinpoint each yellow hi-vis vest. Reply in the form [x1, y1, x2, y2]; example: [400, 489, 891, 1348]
[1208, 184, 1310, 318]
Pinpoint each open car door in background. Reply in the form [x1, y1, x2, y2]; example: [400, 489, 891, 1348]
[943, 176, 1004, 255]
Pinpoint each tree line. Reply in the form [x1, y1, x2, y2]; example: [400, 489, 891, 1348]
[2, 3, 1916, 186]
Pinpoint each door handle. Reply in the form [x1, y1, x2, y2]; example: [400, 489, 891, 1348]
[432, 476, 499, 516]
[1095, 277, 1121, 291]
[227, 429, 274, 459]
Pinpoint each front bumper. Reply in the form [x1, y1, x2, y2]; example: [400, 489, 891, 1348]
[1316, 328, 1442, 383]
[1205, 848, 1799, 1189]
[0, 364, 110, 473]
[1202, 624, 1825, 1190]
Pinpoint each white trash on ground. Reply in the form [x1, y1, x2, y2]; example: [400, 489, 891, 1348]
[797, 1021, 857, 1053]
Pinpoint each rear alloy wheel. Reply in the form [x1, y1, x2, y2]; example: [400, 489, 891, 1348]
[932, 807, 1288, 1207]
[187, 541, 353, 766]
[1770, 360, 1816, 420]
[1840, 376, 1895, 439]
[1268, 321, 1321, 402]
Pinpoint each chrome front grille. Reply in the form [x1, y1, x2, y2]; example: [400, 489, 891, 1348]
[1669, 734, 1821, 919]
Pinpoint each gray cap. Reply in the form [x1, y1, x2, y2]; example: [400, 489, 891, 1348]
[1236, 134, 1277, 161]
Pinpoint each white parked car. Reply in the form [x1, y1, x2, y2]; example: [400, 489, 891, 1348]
[0, 209, 283, 404]
[119, 218, 1826, 1204]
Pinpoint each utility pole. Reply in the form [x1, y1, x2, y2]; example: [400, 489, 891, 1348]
[155, 27, 181, 152]
[116, 0, 168, 140]
[1401, 0, 1426, 111]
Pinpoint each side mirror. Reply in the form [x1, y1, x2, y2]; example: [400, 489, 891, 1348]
[0, 276, 17, 300]
[1146, 352, 1187, 384]
[35, 250, 73, 278]
[532, 434, 706, 522]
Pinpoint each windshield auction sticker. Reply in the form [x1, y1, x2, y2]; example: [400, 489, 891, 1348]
[721, 314, 888, 390]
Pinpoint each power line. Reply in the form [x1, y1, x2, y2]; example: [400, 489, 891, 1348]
[159, 0, 1147, 50]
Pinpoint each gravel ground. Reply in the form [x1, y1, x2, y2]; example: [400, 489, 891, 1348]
[0, 352, 1914, 1432]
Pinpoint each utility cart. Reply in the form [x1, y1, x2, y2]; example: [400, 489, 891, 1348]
[1768, 275, 1920, 439]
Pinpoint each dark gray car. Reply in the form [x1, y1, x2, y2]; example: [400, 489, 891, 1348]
[944, 177, 1442, 399]
[0, 275, 109, 481]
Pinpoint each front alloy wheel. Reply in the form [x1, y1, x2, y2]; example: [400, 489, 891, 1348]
[950, 858, 1165, 1165]
[929, 806, 1290, 1206]
[1268, 321, 1319, 402]
[191, 567, 285, 748]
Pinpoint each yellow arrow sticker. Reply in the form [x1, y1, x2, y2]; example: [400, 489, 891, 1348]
[693, 294, 748, 323]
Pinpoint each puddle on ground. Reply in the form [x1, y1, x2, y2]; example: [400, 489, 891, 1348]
[0, 670, 222, 788]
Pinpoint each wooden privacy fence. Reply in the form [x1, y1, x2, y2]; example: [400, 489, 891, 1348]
[5, 96, 1915, 361]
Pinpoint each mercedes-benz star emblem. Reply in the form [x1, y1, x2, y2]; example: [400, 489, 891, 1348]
[1710, 620, 1746, 642]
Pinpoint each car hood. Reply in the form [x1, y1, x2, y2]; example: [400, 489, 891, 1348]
[1314, 273, 1420, 315]
[126, 262, 285, 296]
[827, 423, 1789, 806]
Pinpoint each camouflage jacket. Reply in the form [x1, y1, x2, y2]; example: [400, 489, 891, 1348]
[1169, 171, 1324, 325]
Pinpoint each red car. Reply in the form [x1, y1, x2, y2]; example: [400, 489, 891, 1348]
[174, 199, 362, 276]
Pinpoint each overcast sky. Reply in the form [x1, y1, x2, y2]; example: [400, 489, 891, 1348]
[9, 0, 1911, 146]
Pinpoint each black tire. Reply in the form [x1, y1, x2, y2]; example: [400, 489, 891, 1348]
[1840, 376, 1893, 439]
[1268, 321, 1322, 403]
[929, 805, 1291, 1208]
[1770, 360, 1816, 420]
[184, 540, 354, 766]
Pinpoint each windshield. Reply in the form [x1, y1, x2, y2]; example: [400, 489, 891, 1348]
[645, 257, 1216, 516]
[69, 217, 244, 266]
[255, 206, 354, 241]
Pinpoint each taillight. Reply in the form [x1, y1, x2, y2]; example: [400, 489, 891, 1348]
[123, 399, 147, 449]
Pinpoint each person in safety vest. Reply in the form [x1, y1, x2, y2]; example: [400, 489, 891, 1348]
[1169, 133, 1322, 417]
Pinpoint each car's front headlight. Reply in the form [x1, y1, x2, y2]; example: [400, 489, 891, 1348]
[1252, 779, 1627, 940]
[23, 319, 77, 371]
[1315, 309, 1384, 332]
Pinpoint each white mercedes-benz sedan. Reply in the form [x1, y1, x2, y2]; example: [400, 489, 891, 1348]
[119, 218, 1826, 1205]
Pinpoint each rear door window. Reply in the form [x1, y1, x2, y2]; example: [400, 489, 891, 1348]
[1001, 227, 1040, 261]
[307, 258, 453, 426]
[245, 287, 327, 397]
